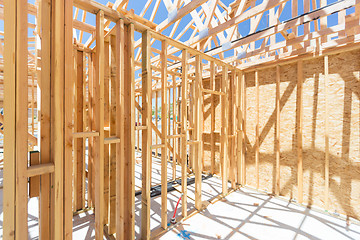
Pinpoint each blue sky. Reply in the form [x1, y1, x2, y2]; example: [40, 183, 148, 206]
[0, 0, 354, 60]
[69, 0, 352, 58]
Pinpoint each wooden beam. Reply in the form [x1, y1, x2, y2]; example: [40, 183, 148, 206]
[229, 70, 236, 189]
[275, 65, 280, 196]
[95, 10, 105, 240]
[64, 1, 74, 238]
[141, 30, 152, 239]
[39, 0, 52, 238]
[255, 70, 259, 189]
[155, 91, 159, 156]
[53, 0, 66, 238]
[104, 39, 110, 226]
[221, 66, 229, 195]
[73, 131, 99, 138]
[161, 40, 168, 228]
[194, 55, 203, 210]
[3, 0, 27, 238]
[297, 60, 303, 204]
[181, 49, 188, 218]
[324, 55, 329, 209]
[210, 61, 216, 175]
[187, 0, 288, 46]
[172, 74, 177, 180]
[27, 163, 55, 178]
[236, 71, 243, 186]
[75, 50, 85, 211]
[241, 73, 246, 184]
[108, 33, 117, 235]
[121, 28, 136, 240]
[115, 19, 125, 240]
[156, 0, 208, 32]
[29, 152, 40, 198]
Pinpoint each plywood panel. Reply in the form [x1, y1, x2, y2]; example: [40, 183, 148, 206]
[258, 68, 276, 194]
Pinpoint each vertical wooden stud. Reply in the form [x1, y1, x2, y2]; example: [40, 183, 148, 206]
[241, 73, 246, 185]
[172, 74, 177, 180]
[255, 70, 259, 189]
[39, 0, 52, 238]
[236, 71, 243, 186]
[210, 61, 216, 174]
[221, 66, 229, 195]
[75, 50, 84, 211]
[275, 65, 281, 196]
[229, 70, 236, 189]
[194, 55, 203, 210]
[324, 55, 329, 209]
[64, 1, 74, 238]
[95, 10, 105, 240]
[104, 40, 110, 225]
[4, 0, 28, 238]
[3, 0, 16, 238]
[141, 30, 152, 240]
[108, 33, 117, 235]
[124, 23, 136, 235]
[53, 0, 67, 238]
[181, 49, 188, 217]
[115, 19, 125, 240]
[161, 40, 168, 228]
[297, 60, 303, 204]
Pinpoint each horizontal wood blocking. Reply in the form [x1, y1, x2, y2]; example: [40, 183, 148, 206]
[27, 163, 55, 178]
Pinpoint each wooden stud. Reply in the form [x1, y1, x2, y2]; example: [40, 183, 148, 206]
[104, 39, 110, 225]
[115, 19, 125, 240]
[161, 40, 168, 228]
[172, 74, 177, 180]
[236, 71, 243, 186]
[190, 80, 195, 171]
[53, 0, 66, 238]
[255, 70, 259, 189]
[39, 0, 52, 238]
[210, 61, 216, 174]
[324, 55, 329, 209]
[108, 33, 117, 235]
[64, 1, 74, 238]
[229, 70, 236, 189]
[91, 52, 96, 208]
[31, 74, 35, 137]
[275, 65, 281, 196]
[297, 60, 303, 204]
[194, 55, 203, 210]
[29, 152, 40, 198]
[121, 24, 137, 236]
[181, 49, 188, 217]
[221, 66, 229, 195]
[241, 72, 246, 185]
[75, 50, 85, 211]
[3, 0, 17, 238]
[155, 90, 159, 156]
[141, 29, 152, 239]
[95, 10, 105, 240]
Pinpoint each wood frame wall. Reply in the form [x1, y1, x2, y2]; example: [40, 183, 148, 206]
[2, 0, 360, 239]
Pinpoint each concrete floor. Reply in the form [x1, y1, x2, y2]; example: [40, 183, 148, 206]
[159, 188, 360, 240]
[1, 157, 359, 239]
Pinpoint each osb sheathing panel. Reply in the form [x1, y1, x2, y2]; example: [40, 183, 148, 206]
[203, 76, 221, 173]
[327, 50, 360, 219]
[258, 68, 276, 194]
[201, 50, 360, 220]
[244, 71, 257, 188]
[302, 57, 325, 209]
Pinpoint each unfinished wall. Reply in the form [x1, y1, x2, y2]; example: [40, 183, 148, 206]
[202, 49, 360, 220]
[203, 77, 221, 173]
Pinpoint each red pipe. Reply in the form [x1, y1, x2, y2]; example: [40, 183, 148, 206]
[171, 195, 182, 223]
